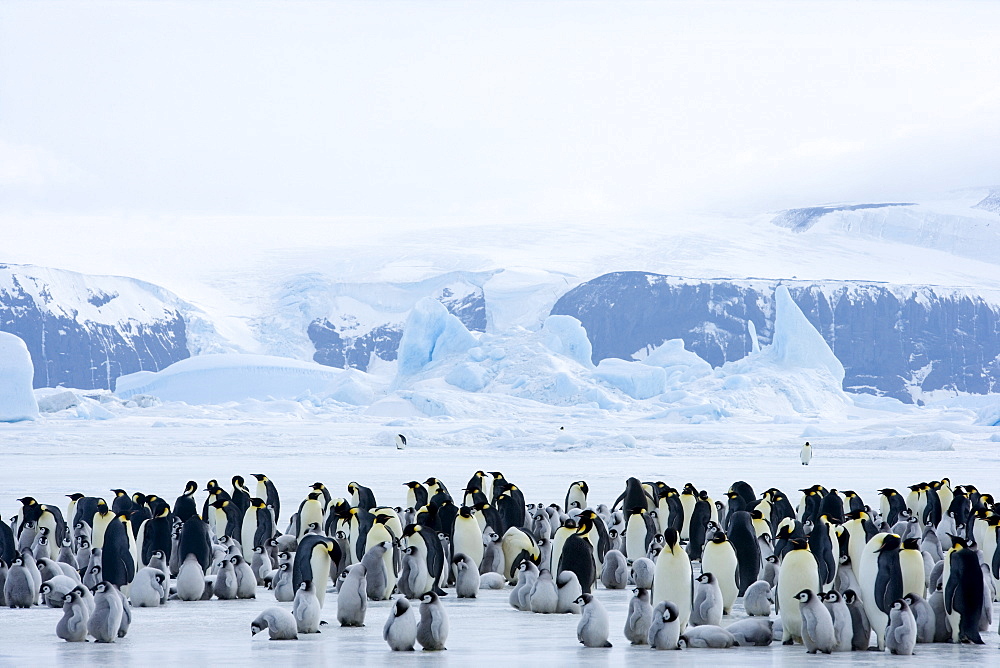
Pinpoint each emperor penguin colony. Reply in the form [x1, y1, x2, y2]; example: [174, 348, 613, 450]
[3, 473, 1000, 662]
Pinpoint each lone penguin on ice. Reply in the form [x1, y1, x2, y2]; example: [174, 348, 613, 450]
[395, 434, 407, 450]
[800, 441, 812, 466]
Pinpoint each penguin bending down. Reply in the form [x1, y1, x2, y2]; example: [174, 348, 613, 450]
[727, 618, 774, 646]
[384, 597, 417, 651]
[647, 601, 682, 649]
[251, 607, 298, 640]
[556, 570, 582, 614]
[743, 580, 773, 617]
[599, 549, 628, 589]
[130, 567, 166, 607]
[680, 625, 737, 648]
[575, 593, 612, 648]
[453, 553, 480, 598]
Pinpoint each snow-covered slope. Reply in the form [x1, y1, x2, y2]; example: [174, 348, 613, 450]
[0, 263, 232, 390]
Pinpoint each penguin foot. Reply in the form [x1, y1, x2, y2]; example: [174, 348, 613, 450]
[783, 639, 794, 645]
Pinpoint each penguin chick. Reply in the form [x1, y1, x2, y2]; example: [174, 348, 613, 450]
[630, 557, 655, 590]
[56, 589, 90, 642]
[272, 562, 295, 602]
[647, 600, 682, 649]
[726, 617, 774, 646]
[691, 572, 723, 627]
[130, 567, 166, 607]
[231, 554, 257, 599]
[3, 557, 35, 608]
[575, 593, 612, 648]
[556, 570, 582, 614]
[293, 580, 322, 634]
[416, 591, 448, 651]
[623, 587, 652, 645]
[743, 580, 773, 617]
[383, 596, 417, 651]
[453, 553, 480, 598]
[821, 590, 852, 652]
[88, 582, 123, 643]
[680, 625, 737, 648]
[843, 589, 872, 651]
[885, 598, 917, 655]
[337, 564, 368, 627]
[251, 607, 299, 640]
[212, 557, 238, 600]
[479, 572, 506, 590]
[528, 568, 559, 614]
[796, 589, 835, 654]
[600, 549, 628, 589]
[902, 592, 935, 643]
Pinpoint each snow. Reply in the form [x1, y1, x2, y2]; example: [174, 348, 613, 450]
[115, 353, 381, 406]
[592, 358, 666, 400]
[0, 331, 38, 422]
[395, 298, 478, 376]
[770, 285, 845, 384]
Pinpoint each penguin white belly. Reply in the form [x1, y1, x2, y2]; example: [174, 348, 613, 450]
[656, 499, 671, 533]
[625, 515, 647, 561]
[680, 497, 695, 540]
[241, 510, 258, 560]
[858, 536, 888, 649]
[453, 518, 484, 567]
[777, 551, 819, 642]
[653, 551, 692, 630]
[550, 530, 571, 574]
[299, 502, 324, 539]
[310, 548, 331, 608]
[899, 551, 925, 599]
[702, 544, 738, 614]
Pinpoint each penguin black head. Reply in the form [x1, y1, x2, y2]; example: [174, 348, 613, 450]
[299, 579, 313, 592]
[111, 488, 127, 497]
[787, 538, 808, 551]
[18, 497, 37, 506]
[420, 591, 439, 604]
[697, 573, 715, 584]
[96, 499, 109, 514]
[843, 589, 858, 604]
[307, 491, 322, 501]
[211, 499, 229, 510]
[574, 593, 593, 606]
[902, 537, 920, 551]
[794, 589, 814, 602]
[66, 493, 84, 501]
[392, 597, 410, 616]
[891, 599, 908, 611]
[204, 480, 219, 492]
[232, 475, 245, 487]
[823, 591, 841, 603]
[877, 534, 902, 552]
[662, 528, 680, 551]
[459, 506, 473, 519]
[662, 602, 679, 623]
[251, 474, 267, 482]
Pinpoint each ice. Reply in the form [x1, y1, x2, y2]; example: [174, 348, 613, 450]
[770, 285, 845, 383]
[592, 358, 666, 400]
[542, 315, 594, 368]
[445, 362, 490, 392]
[395, 297, 478, 376]
[114, 353, 381, 405]
[0, 331, 38, 422]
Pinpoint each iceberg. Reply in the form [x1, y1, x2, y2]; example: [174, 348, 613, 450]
[0, 331, 39, 421]
[396, 298, 478, 376]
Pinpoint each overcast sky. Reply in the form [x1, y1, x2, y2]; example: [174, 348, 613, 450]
[2, 0, 999, 269]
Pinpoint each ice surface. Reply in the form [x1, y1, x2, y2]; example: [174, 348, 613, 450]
[770, 285, 845, 383]
[0, 331, 38, 422]
[542, 315, 594, 368]
[592, 358, 666, 400]
[396, 297, 478, 376]
[115, 353, 380, 405]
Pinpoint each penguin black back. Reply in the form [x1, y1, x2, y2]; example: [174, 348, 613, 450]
[559, 533, 595, 594]
[727, 511, 761, 595]
[179, 515, 213, 571]
[102, 516, 136, 587]
[945, 544, 985, 644]
[874, 534, 904, 615]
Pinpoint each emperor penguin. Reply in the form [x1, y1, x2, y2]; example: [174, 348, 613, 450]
[395, 433, 407, 449]
[885, 598, 917, 655]
[652, 528, 692, 630]
[680, 625, 737, 648]
[858, 533, 903, 649]
[902, 592, 935, 643]
[399, 544, 431, 599]
[88, 582, 123, 643]
[272, 562, 295, 602]
[528, 568, 559, 613]
[251, 607, 298, 640]
[647, 600, 682, 649]
[293, 580, 322, 633]
[800, 441, 812, 465]
[416, 591, 449, 650]
[231, 553, 257, 598]
[743, 580, 773, 616]
[727, 510, 762, 595]
[251, 474, 281, 524]
[129, 567, 166, 607]
[575, 593, 612, 647]
[556, 570, 583, 614]
[337, 563, 368, 627]
[384, 596, 417, 651]
[558, 532, 596, 594]
[360, 541, 395, 601]
[509, 561, 539, 610]
[795, 589, 835, 654]
[702, 532, 738, 614]
[452, 506, 484, 569]
[293, 534, 340, 608]
[777, 538, 820, 645]
[842, 589, 872, 650]
[3, 556, 35, 608]
[600, 549, 628, 589]
[403, 482, 428, 510]
[296, 491, 325, 541]
[943, 537, 985, 644]
[565, 481, 589, 512]
[56, 588, 90, 642]
[402, 524, 446, 595]
[899, 536, 926, 598]
[726, 618, 774, 646]
[678, 483, 698, 540]
[691, 572, 723, 626]
[624, 587, 653, 644]
[452, 553, 480, 598]
[821, 590, 853, 652]
[212, 556, 238, 600]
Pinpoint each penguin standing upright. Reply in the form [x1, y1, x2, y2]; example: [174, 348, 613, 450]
[702, 532, 738, 614]
[777, 538, 820, 645]
[565, 481, 589, 513]
[293, 535, 339, 608]
[559, 531, 596, 594]
[885, 598, 917, 655]
[452, 506, 484, 569]
[647, 601, 682, 649]
[800, 441, 812, 465]
[575, 593, 612, 648]
[726, 511, 761, 595]
[943, 537, 985, 644]
[858, 533, 904, 650]
[652, 528, 692, 630]
[796, 589, 835, 654]
[416, 591, 449, 650]
[624, 587, 653, 645]
[252, 474, 281, 524]
[384, 596, 417, 650]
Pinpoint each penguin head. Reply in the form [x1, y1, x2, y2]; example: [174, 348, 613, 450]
[420, 591, 439, 604]
[232, 475, 245, 488]
[902, 537, 920, 551]
[458, 506, 473, 519]
[843, 589, 858, 604]
[697, 572, 715, 584]
[662, 528, 680, 552]
[662, 601, 679, 623]
[823, 591, 841, 603]
[794, 589, 813, 602]
[251, 474, 267, 482]
[40, 583, 52, 596]
[63, 592, 77, 605]
[251, 621, 265, 636]
[111, 488, 127, 497]
[946, 534, 970, 550]
[299, 579, 313, 592]
[154, 572, 166, 586]
[877, 534, 902, 552]
[392, 597, 410, 616]
[574, 593, 593, 606]
[95, 499, 109, 514]
[307, 491, 322, 502]
[787, 538, 808, 551]
[891, 599, 908, 612]
[204, 480, 219, 492]
[94, 581, 110, 594]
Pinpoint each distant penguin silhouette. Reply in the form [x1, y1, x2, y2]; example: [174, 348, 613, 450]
[800, 441, 812, 465]
[395, 434, 407, 450]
